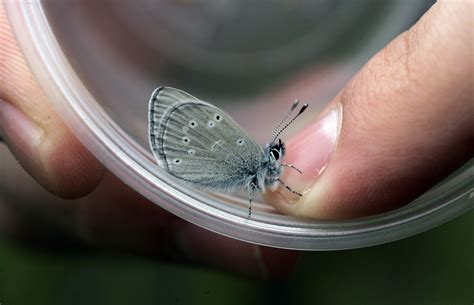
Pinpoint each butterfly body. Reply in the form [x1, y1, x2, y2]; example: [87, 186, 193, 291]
[149, 86, 306, 216]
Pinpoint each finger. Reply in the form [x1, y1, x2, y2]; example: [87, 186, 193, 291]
[76, 172, 298, 279]
[265, 1, 473, 218]
[0, 3, 105, 198]
[0, 4, 298, 278]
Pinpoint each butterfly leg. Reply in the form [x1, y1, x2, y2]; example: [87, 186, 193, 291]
[270, 178, 302, 197]
[248, 183, 257, 218]
[281, 163, 303, 174]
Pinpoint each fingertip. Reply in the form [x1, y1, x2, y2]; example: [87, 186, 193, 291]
[1, 6, 105, 199]
[0, 99, 105, 199]
[264, 103, 342, 217]
[41, 127, 106, 199]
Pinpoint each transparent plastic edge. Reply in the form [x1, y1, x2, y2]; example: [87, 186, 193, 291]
[5, 0, 473, 250]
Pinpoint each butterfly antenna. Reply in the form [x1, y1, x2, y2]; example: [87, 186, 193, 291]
[270, 99, 299, 143]
[271, 103, 308, 144]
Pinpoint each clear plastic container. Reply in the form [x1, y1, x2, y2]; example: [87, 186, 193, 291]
[5, 0, 473, 250]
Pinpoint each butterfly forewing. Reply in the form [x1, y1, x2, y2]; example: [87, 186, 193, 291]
[149, 87, 265, 192]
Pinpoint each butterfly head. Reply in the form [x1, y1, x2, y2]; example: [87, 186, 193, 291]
[269, 138, 285, 163]
[261, 101, 308, 191]
[261, 139, 285, 191]
[265, 100, 307, 171]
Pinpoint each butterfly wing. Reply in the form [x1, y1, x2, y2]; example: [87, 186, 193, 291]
[149, 87, 265, 192]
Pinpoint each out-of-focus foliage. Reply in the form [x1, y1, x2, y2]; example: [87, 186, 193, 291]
[0, 211, 471, 305]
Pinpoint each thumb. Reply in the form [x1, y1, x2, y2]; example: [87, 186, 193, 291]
[265, 1, 473, 219]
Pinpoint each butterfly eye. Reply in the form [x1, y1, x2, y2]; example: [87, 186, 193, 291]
[236, 139, 245, 146]
[214, 114, 221, 121]
[182, 137, 190, 144]
[189, 121, 197, 128]
[270, 148, 280, 160]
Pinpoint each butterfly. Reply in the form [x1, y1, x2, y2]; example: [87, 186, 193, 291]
[148, 87, 307, 217]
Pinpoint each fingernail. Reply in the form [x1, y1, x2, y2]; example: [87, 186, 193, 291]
[0, 99, 45, 176]
[265, 104, 342, 212]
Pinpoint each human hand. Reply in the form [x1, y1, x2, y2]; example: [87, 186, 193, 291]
[0, 0, 471, 278]
[0, 2, 297, 279]
[266, 0, 473, 218]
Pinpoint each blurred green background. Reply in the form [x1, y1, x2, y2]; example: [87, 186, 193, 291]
[0, 210, 472, 305]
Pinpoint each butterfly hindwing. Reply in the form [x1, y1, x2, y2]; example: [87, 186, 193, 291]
[149, 87, 265, 192]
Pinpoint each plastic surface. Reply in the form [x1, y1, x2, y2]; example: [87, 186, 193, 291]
[5, 0, 473, 250]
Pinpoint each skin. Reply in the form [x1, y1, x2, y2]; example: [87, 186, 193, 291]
[0, 0, 472, 278]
